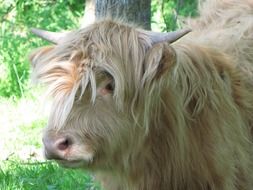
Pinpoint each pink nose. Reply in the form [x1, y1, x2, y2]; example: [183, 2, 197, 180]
[42, 135, 72, 160]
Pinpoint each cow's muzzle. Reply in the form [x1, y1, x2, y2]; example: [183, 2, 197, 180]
[42, 134, 73, 160]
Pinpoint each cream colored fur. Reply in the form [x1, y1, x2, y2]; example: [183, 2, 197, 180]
[30, 0, 253, 189]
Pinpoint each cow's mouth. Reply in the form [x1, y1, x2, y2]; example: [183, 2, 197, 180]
[56, 159, 88, 168]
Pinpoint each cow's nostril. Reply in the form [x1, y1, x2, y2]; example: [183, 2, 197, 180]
[43, 135, 74, 160]
[57, 138, 71, 151]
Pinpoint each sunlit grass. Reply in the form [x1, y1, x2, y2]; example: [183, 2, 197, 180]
[0, 159, 98, 190]
[0, 95, 45, 160]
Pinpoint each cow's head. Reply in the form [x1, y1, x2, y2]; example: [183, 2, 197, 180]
[30, 20, 190, 169]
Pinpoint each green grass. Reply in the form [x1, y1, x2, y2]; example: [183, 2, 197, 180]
[0, 160, 98, 190]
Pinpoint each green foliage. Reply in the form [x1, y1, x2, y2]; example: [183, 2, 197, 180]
[0, 0, 84, 98]
[152, 0, 198, 31]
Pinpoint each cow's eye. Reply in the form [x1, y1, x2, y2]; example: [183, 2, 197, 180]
[101, 70, 114, 92]
[105, 80, 115, 92]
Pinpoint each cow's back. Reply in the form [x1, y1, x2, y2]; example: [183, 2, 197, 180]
[185, 0, 253, 87]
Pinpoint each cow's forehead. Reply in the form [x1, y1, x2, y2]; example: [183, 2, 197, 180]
[76, 21, 140, 47]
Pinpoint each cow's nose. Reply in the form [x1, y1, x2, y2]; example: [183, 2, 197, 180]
[42, 135, 72, 160]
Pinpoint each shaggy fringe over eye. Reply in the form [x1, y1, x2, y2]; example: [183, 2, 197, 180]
[30, 43, 98, 129]
[30, 19, 151, 129]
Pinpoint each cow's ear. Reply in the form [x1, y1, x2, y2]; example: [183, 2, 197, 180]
[29, 46, 54, 67]
[142, 43, 176, 84]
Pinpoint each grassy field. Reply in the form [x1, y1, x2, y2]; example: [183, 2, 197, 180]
[0, 95, 100, 190]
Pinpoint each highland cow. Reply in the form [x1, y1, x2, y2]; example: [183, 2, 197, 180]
[29, 0, 253, 189]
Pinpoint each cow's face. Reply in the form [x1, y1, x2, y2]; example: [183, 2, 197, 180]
[42, 70, 135, 169]
[30, 20, 187, 169]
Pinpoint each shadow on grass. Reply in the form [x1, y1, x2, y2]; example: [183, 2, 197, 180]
[0, 159, 100, 190]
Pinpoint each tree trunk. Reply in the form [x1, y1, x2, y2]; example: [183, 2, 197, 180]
[83, 0, 151, 30]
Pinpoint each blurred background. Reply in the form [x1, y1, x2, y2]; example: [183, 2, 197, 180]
[0, 0, 197, 189]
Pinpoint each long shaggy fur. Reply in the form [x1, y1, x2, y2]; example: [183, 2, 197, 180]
[30, 0, 253, 189]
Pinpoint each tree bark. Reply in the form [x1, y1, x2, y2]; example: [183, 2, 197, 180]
[83, 0, 151, 30]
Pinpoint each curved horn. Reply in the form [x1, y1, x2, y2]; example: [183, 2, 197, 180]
[144, 28, 192, 44]
[31, 28, 69, 44]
